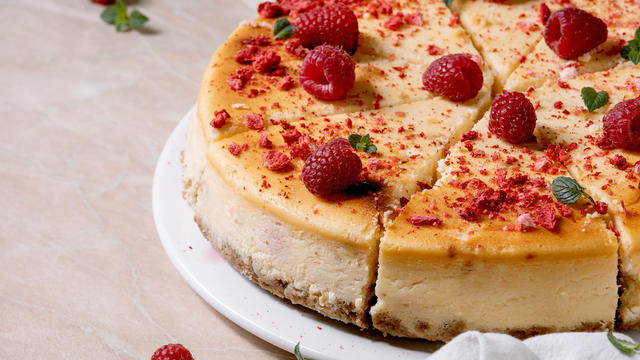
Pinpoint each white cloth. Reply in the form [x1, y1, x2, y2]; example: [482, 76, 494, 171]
[428, 331, 637, 360]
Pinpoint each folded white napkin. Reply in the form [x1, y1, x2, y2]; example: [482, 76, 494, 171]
[428, 331, 635, 360]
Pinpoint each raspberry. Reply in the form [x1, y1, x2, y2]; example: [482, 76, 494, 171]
[539, 3, 551, 25]
[406, 215, 442, 227]
[277, 75, 294, 90]
[151, 344, 193, 360]
[262, 150, 291, 171]
[602, 98, 640, 150]
[489, 91, 537, 144]
[235, 45, 259, 64]
[534, 205, 557, 230]
[92, 0, 114, 4]
[544, 7, 608, 60]
[257, 1, 286, 18]
[210, 109, 230, 129]
[258, 133, 272, 148]
[593, 201, 608, 215]
[282, 129, 301, 145]
[244, 113, 264, 131]
[299, 45, 355, 101]
[284, 38, 309, 58]
[302, 138, 362, 196]
[252, 49, 281, 74]
[295, 3, 359, 54]
[422, 54, 484, 102]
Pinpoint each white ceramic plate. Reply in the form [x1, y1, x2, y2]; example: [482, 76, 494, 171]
[152, 106, 441, 360]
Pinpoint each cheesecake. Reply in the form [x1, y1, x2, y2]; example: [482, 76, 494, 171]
[182, 0, 640, 341]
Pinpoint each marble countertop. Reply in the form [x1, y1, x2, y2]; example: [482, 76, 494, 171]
[1, 0, 291, 358]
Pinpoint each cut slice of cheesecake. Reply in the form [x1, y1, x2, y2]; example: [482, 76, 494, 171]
[371, 115, 619, 341]
[197, 0, 493, 142]
[504, 0, 640, 92]
[528, 62, 640, 329]
[450, 0, 564, 92]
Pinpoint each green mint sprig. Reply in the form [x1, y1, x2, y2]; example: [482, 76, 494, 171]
[101, 0, 148, 32]
[273, 17, 295, 40]
[607, 331, 640, 354]
[294, 342, 307, 360]
[442, 0, 453, 7]
[621, 26, 640, 65]
[551, 176, 594, 204]
[581, 87, 609, 112]
[348, 134, 377, 154]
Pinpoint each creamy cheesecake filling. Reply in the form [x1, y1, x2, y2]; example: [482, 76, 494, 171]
[183, 113, 379, 327]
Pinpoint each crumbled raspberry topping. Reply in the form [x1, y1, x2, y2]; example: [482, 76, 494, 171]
[282, 129, 302, 145]
[384, 13, 404, 31]
[407, 215, 442, 227]
[211, 109, 230, 129]
[258, 133, 272, 148]
[257, 1, 286, 18]
[262, 150, 291, 171]
[534, 205, 557, 230]
[252, 49, 281, 74]
[539, 3, 551, 25]
[422, 54, 484, 102]
[228, 142, 243, 156]
[244, 113, 265, 131]
[461, 130, 479, 142]
[227, 66, 254, 91]
[277, 75, 295, 90]
[593, 201, 608, 215]
[404, 12, 424, 26]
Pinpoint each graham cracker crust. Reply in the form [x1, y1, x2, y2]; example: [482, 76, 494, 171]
[372, 311, 612, 342]
[193, 214, 370, 328]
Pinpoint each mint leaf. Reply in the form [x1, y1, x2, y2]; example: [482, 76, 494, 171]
[100, 6, 118, 25]
[442, 0, 453, 6]
[581, 87, 609, 112]
[273, 17, 295, 39]
[129, 10, 149, 29]
[607, 331, 640, 354]
[101, 0, 149, 32]
[621, 26, 640, 65]
[294, 342, 306, 360]
[348, 134, 377, 154]
[552, 176, 586, 204]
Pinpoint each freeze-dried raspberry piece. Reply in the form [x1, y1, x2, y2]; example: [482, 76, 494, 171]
[277, 75, 294, 90]
[210, 109, 230, 129]
[461, 130, 479, 141]
[252, 49, 281, 74]
[282, 129, 301, 145]
[544, 7, 608, 60]
[299, 45, 355, 101]
[609, 154, 629, 170]
[302, 138, 362, 196]
[516, 213, 536, 232]
[227, 66, 254, 91]
[384, 13, 404, 30]
[422, 54, 484, 102]
[284, 38, 309, 58]
[244, 113, 265, 131]
[258, 133, 272, 148]
[406, 215, 442, 227]
[602, 98, 640, 150]
[534, 205, 557, 230]
[257, 1, 286, 18]
[489, 91, 537, 144]
[295, 3, 359, 54]
[593, 201, 608, 215]
[235, 45, 259, 64]
[262, 150, 291, 171]
[228, 142, 242, 156]
[404, 12, 423, 26]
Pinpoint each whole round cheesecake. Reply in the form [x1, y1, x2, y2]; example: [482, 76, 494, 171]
[183, 0, 640, 341]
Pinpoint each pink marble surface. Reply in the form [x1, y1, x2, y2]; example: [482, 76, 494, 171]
[0, 1, 290, 358]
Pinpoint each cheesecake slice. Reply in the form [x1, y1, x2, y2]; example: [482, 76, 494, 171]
[529, 63, 640, 329]
[197, 0, 493, 142]
[371, 115, 619, 341]
[505, 0, 640, 92]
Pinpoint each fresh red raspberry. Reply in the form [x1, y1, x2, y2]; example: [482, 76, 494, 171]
[284, 38, 309, 58]
[422, 54, 484, 102]
[258, 133, 272, 148]
[227, 66, 254, 91]
[257, 1, 286, 18]
[92, 0, 114, 4]
[282, 129, 301, 145]
[262, 150, 291, 171]
[235, 45, 259, 64]
[302, 138, 362, 196]
[602, 98, 640, 150]
[544, 7, 608, 60]
[151, 344, 193, 360]
[489, 91, 537, 144]
[277, 75, 294, 90]
[294, 3, 359, 54]
[299, 45, 355, 101]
